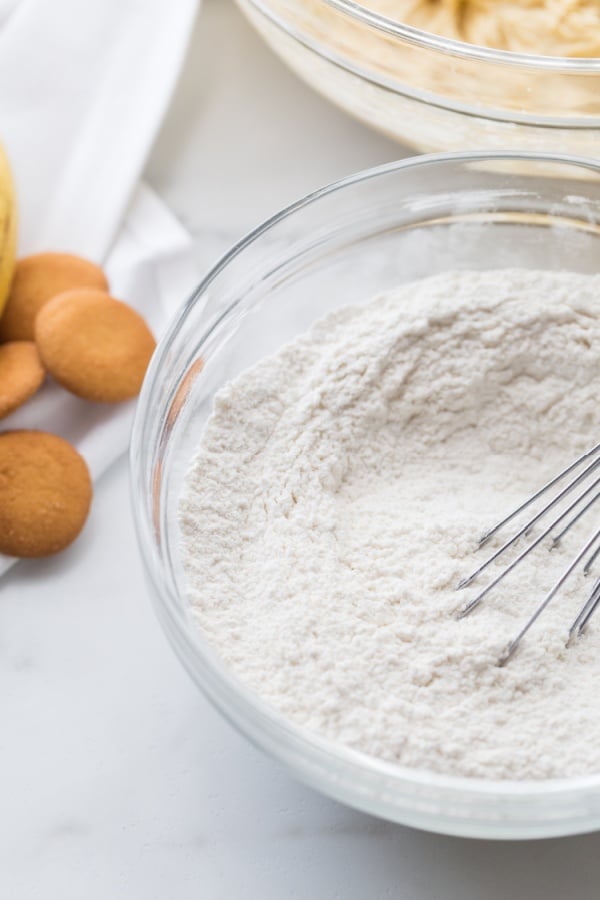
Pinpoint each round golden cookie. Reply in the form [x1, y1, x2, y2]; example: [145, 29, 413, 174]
[0, 252, 108, 342]
[0, 342, 45, 418]
[0, 430, 92, 557]
[35, 290, 156, 402]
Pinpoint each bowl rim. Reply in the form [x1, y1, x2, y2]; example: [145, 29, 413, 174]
[306, 0, 600, 71]
[131, 150, 600, 822]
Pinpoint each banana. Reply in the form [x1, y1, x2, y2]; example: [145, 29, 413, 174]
[0, 143, 16, 319]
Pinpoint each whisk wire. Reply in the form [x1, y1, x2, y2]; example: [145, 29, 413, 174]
[568, 578, 600, 645]
[499, 525, 600, 666]
[551, 491, 600, 547]
[584, 544, 600, 576]
[478, 441, 600, 546]
[457, 442, 600, 663]
[457, 473, 600, 616]
[458, 456, 600, 591]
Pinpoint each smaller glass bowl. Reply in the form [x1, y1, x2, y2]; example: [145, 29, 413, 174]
[132, 152, 600, 839]
[236, 0, 600, 154]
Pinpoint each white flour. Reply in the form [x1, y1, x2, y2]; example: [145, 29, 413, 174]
[180, 269, 600, 780]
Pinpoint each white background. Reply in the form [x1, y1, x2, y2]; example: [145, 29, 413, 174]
[4, 1, 600, 896]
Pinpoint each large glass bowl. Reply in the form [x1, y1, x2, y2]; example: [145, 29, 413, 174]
[236, 0, 600, 154]
[131, 152, 600, 839]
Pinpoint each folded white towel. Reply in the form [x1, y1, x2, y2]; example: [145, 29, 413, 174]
[0, 0, 200, 574]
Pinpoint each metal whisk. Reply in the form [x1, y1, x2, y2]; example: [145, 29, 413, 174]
[456, 442, 600, 666]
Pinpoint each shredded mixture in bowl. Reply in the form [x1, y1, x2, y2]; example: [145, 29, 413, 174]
[180, 269, 600, 780]
[369, 0, 600, 56]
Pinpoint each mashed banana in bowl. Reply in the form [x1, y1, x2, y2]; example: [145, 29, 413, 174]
[238, 0, 600, 148]
[371, 0, 600, 57]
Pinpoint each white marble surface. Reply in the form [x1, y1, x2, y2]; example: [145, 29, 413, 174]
[5, 1, 600, 897]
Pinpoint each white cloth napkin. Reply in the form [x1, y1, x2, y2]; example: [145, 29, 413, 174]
[0, 0, 200, 574]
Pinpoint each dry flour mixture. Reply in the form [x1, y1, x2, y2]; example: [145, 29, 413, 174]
[180, 269, 600, 780]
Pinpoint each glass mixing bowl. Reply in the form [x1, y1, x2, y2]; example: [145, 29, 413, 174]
[236, 0, 600, 154]
[131, 152, 600, 839]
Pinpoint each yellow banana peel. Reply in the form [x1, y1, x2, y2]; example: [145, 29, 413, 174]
[0, 143, 16, 318]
